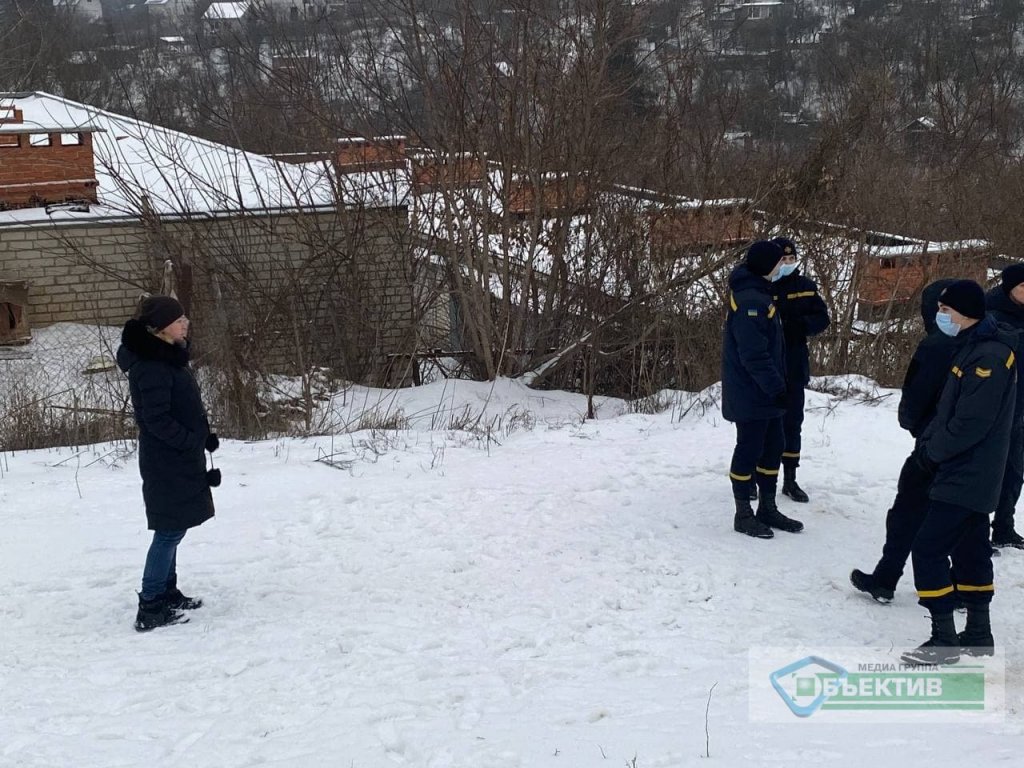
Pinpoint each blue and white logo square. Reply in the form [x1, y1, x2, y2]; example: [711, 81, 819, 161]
[769, 655, 848, 717]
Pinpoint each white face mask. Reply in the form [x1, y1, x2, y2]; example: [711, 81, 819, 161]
[771, 263, 796, 282]
[935, 311, 960, 337]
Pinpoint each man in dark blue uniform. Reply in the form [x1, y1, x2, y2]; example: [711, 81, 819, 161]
[850, 279, 958, 603]
[770, 237, 831, 502]
[984, 263, 1024, 549]
[901, 280, 1016, 666]
[721, 240, 804, 539]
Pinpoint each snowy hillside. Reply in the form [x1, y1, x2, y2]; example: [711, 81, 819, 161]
[1, 378, 1022, 767]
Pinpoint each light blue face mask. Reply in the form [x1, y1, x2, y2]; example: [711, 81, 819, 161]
[772, 263, 797, 282]
[935, 311, 960, 337]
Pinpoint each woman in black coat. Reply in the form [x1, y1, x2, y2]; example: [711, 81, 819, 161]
[116, 296, 220, 632]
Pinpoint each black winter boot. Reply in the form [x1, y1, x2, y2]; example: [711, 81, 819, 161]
[734, 496, 773, 539]
[163, 577, 203, 610]
[958, 604, 995, 657]
[756, 490, 804, 533]
[901, 612, 960, 666]
[134, 594, 188, 633]
[850, 569, 894, 604]
[781, 464, 809, 503]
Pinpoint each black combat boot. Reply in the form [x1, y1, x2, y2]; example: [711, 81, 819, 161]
[901, 612, 959, 666]
[958, 604, 995, 657]
[734, 496, 773, 539]
[756, 490, 804, 533]
[781, 464, 809, 503]
[163, 576, 203, 610]
[134, 594, 188, 633]
[850, 569, 894, 604]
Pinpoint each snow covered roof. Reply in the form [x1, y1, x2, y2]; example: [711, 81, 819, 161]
[203, 1, 250, 20]
[0, 92, 381, 229]
[869, 239, 990, 258]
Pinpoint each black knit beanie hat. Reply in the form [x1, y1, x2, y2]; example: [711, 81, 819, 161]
[745, 240, 784, 277]
[938, 280, 985, 320]
[138, 295, 184, 331]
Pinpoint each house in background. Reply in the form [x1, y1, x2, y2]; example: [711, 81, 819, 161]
[0, 92, 415, 385]
[249, 130, 1001, 379]
[706, 0, 794, 52]
[853, 236, 991, 322]
[53, 0, 105, 23]
[202, 0, 253, 31]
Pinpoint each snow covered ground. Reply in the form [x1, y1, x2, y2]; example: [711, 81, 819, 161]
[1, 377, 1022, 767]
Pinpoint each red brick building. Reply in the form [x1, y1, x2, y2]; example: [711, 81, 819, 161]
[855, 239, 991, 320]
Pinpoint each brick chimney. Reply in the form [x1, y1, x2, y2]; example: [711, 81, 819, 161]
[0, 105, 101, 209]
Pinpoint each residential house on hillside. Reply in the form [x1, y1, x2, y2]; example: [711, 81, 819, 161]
[0, 93, 415, 385]
[53, 0, 104, 23]
[851, 235, 991, 321]
[202, 0, 254, 30]
[706, 0, 794, 52]
[264, 131, 998, 381]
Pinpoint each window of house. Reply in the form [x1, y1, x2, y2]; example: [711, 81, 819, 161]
[748, 5, 769, 19]
[60, 132, 84, 146]
[29, 133, 51, 147]
[0, 282, 30, 345]
[880, 258, 897, 269]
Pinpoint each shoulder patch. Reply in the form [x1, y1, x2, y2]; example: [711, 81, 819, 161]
[975, 367, 992, 379]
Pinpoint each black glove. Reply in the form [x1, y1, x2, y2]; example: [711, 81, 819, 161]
[912, 445, 937, 476]
[206, 468, 222, 488]
[772, 390, 788, 408]
[205, 433, 219, 453]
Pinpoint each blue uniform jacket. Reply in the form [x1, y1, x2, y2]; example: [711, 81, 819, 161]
[772, 270, 830, 386]
[721, 264, 786, 423]
[921, 315, 1018, 514]
[985, 286, 1024, 421]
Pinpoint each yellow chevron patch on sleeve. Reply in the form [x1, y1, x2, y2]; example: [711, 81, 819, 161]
[975, 367, 992, 378]
[1008, 351, 1016, 369]
[952, 366, 963, 378]
[767, 304, 776, 319]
